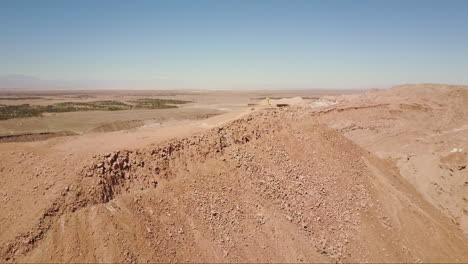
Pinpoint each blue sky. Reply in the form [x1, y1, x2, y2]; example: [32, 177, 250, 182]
[1, 0, 468, 89]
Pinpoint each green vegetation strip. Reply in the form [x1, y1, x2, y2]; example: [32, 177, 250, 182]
[0, 97, 43, 100]
[0, 99, 190, 120]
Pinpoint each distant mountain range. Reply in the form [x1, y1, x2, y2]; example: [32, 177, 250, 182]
[0, 74, 177, 89]
[0, 74, 76, 89]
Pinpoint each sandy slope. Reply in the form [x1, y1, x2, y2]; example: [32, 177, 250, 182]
[1, 84, 467, 263]
[314, 84, 468, 233]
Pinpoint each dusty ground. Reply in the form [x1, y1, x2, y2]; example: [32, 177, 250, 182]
[0, 89, 348, 136]
[314, 84, 468, 233]
[0, 85, 467, 263]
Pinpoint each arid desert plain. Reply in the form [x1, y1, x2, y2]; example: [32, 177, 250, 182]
[1, 84, 468, 262]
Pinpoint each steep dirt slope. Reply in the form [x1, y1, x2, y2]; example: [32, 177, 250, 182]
[314, 84, 468, 233]
[1, 108, 467, 263]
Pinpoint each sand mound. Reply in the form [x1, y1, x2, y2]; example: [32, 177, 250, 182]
[87, 120, 145, 133]
[258, 96, 308, 107]
[0, 131, 78, 143]
[314, 83, 468, 234]
[2, 107, 467, 263]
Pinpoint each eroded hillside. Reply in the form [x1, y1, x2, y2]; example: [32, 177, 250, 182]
[1, 99, 467, 262]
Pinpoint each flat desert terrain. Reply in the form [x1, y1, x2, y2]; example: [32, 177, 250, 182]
[1, 84, 467, 263]
[0, 89, 349, 139]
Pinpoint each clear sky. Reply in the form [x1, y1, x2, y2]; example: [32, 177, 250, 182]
[1, 0, 468, 89]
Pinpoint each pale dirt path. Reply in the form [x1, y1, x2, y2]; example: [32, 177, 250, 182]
[48, 107, 253, 154]
[0, 107, 252, 255]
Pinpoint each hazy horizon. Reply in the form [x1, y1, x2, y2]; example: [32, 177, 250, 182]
[2, 0, 468, 90]
[0, 73, 383, 90]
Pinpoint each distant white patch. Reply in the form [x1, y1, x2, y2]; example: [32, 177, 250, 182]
[450, 148, 463, 153]
[452, 124, 468, 132]
[310, 100, 337, 108]
[105, 201, 120, 214]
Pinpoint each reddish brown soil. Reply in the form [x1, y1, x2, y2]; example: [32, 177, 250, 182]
[1, 84, 467, 263]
